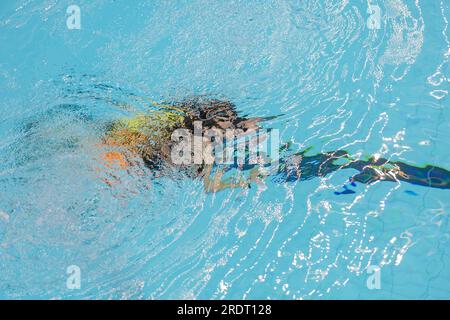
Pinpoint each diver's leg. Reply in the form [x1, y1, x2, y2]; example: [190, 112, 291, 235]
[394, 163, 450, 189]
[273, 150, 349, 183]
[273, 149, 449, 190]
[348, 159, 450, 189]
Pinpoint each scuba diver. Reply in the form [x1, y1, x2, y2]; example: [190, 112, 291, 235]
[97, 97, 450, 193]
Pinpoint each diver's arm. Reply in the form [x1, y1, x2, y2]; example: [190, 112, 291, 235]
[202, 165, 250, 193]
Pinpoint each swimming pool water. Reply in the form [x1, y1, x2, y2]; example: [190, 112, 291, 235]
[0, 0, 449, 299]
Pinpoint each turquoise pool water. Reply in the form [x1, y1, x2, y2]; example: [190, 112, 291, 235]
[0, 0, 449, 299]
